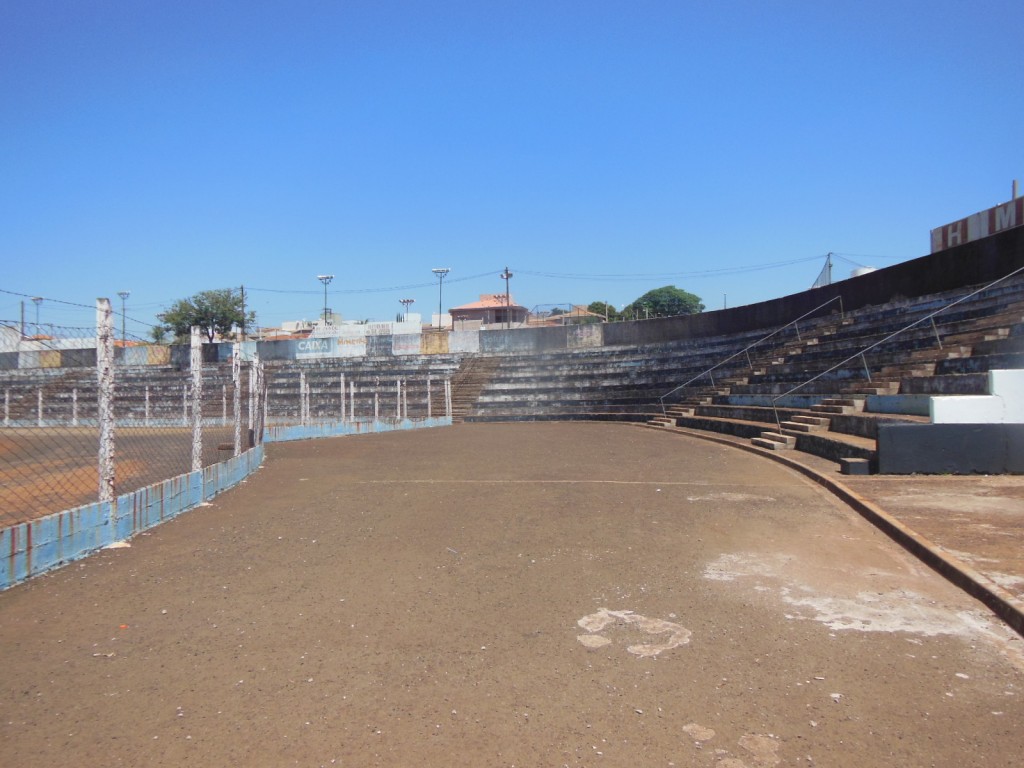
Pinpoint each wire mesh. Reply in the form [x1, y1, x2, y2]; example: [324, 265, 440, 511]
[0, 323, 260, 527]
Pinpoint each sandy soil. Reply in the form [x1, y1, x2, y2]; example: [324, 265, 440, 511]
[1, 422, 1022, 767]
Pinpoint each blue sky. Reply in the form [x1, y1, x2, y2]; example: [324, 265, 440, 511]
[2, 0, 1022, 339]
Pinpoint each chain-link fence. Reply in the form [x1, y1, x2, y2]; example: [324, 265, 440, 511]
[0, 303, 264, 528]
[0, 301, 459, 529]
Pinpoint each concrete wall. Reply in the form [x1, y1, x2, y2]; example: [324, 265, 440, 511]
[421, 331, 448, 355]
[480, 326, 569, 355]
[877, 423, 1024, 474]
[265, 415, 452, 443]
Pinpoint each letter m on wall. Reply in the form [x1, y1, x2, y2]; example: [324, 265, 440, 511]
[994, 200, 1019, 232]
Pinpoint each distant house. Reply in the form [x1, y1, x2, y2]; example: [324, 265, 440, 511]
[450, 294, 529, 328]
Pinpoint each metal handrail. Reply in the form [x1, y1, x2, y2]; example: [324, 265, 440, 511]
[658, 295, 844, 415]
[768, 263, 1024, 430]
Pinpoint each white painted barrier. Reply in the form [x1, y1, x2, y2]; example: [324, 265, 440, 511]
[930, 369, 1024, 424]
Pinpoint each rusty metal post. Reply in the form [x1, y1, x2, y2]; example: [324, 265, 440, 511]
[247, 357, 255, 433]
[190, 326, 203, 472]
[249, 353, 265, 446]
[300, 370, 308, 426]
[232, 342, 241, 456]
[96, 298, 115, 504]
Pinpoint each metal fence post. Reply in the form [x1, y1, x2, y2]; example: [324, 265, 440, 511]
[190, 326, 203, 472]
[395, 379, 401, 419]
[96, 298, 115, 504]
[426, 375, 432, 418]
[250, 353, 265, 446]
[232, 342, 241, 456]
[300, 370, 308, 426]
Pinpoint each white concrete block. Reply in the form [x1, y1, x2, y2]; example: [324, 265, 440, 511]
[930, 370, 1024, 424]
[930, 395, 1006, 423]
[989, 369, 1024, 423]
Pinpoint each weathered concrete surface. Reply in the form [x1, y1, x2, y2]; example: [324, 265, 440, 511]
[1, 422, 1022, 767]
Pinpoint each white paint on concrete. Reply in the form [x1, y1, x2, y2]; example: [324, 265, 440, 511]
[930, 369, 1024, 424]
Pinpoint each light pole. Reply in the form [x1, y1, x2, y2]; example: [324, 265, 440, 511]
[399, 298, 414, 322]
[317, 274, 334, 325]
[500, 267, 513, 329]
[31, 296, 42, 334]
[117, 291, 130, 346]
[431, 268, 450, 329]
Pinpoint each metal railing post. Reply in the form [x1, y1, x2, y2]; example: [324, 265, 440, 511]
[930, 317, 943, 349]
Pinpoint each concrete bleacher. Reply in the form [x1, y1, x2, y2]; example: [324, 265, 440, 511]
[452, 269, 1024, 473]
[647, 275, 1024, 471]
[0, 355, 465, 426]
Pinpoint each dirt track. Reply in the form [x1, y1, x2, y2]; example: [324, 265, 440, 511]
[1, 422, 1022, 767]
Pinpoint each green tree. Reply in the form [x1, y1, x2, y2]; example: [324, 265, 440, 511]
[587, 301, 621, 321]
[157, 288, 255, 343]
[623, 286, 704, 319]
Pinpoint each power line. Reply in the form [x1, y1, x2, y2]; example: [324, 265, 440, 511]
[509, 254, 828, 281]
[248, 270, 498, 296]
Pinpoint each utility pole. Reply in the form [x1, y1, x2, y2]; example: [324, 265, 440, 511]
[399, 298, 414, 322]
[117, 291, 130, 347]
[240, 285, 247, 341]
[500, 267, 513, 329]
[317, 274, 334, 326]
[432, 268, 450, 329]
[31, 296, 42, 335]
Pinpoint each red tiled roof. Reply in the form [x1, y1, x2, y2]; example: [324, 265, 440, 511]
[450, 294, 525, 310]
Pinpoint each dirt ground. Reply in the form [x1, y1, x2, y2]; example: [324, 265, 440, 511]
[1, 422, 1023, 767]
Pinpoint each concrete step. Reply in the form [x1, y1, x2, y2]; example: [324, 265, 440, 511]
[845, 383, 900, 395]
[647, 417, 674, 427]
[810, 397, 864, 415]
[790, 414, 830, 428]
[665, 406, 695, 417]
[780, 420, 825, 433]
[752, 431, 796, 450]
